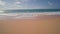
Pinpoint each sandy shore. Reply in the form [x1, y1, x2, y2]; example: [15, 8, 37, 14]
[0, 15, 60, 34]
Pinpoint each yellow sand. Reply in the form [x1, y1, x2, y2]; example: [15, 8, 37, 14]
[0, 15, 60, 34]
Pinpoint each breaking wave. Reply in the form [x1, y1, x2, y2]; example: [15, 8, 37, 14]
[0, 10, 60, 19]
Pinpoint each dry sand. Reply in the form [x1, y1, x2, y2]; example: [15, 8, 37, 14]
[0, 15, 60, 34]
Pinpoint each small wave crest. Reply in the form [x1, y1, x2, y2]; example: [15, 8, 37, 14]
[0, 12, 60, 19]
[0, 12, 60, 16]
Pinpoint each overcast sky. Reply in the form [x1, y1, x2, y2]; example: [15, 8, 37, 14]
[0, 0, 60, 9]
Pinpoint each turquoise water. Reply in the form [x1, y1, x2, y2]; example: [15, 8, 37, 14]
[3, 9, 60, 13]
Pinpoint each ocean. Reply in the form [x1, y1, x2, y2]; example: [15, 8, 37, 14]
[0, 9, 60, 19]
[3, 9, 60, 13]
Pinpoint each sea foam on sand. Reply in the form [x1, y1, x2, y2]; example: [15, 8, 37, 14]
[0, 12, 60, 19]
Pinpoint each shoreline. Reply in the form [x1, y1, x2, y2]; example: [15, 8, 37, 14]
[0, 15, 60, 20]
[0, 15, 60, 34]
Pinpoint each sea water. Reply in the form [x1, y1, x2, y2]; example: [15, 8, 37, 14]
[0, 9, 60, 19]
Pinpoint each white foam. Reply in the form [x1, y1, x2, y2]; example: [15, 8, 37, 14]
[0, 12, 60, 19]
[0, 10, 4, 13]
[0, 12, 60, 16]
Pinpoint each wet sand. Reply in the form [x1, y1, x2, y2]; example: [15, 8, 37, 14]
[0, 15, 60, 34]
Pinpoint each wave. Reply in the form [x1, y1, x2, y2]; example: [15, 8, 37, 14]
[0, 12, 60, 19]
[0, 12, 60, 16]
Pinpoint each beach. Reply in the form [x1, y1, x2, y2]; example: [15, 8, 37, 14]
[0, 0, 60, 34]
[0, 15, 60, 34]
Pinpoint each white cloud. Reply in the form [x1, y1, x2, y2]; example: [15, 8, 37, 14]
[13, 0, 22, 6]
[16, 1, 21, 4]
[24, 0, 29, 1]
[0, 0, 6, 6]
[12, 1, 22, 8]
[48, 1, 53, 6]
[15, 0, 22, 4]
[1, 0, 39, 10]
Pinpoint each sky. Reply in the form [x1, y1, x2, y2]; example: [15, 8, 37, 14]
[0, 0, 60, 9]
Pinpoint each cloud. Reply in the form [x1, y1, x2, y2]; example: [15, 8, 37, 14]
[0, 0, 6, 6]
[16, 1, 21, 4]
[14, 0, 22, 6]
[12, 1, 22, 8]
[1, 0, 39, 10]
[21, 0, 29, 2]
[15, 0, 22, 4]
[0, 0, 32, 9]
[48, 1, 53, 6]
[4, 1, 22, 9]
